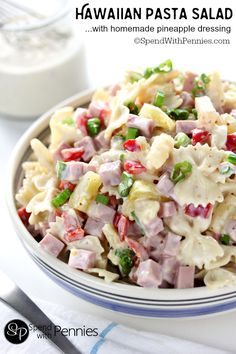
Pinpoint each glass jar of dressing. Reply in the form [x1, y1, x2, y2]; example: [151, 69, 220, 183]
[0, 0, 88, 119]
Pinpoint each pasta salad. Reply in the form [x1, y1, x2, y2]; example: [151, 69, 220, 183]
[16, 60, 236, 289]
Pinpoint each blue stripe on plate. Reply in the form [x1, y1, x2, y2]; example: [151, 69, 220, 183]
[37, 262, 236, 318]
[90, 323, 117, 354]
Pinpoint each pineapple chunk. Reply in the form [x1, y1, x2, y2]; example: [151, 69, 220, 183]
[195, 96, 219, 128]
[139, 103, 175, 131]
[69, 171, 102, 212]
[128, 180, 159, 201]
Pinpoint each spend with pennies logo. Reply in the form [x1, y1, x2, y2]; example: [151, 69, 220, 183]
[4, 319, 29, 344]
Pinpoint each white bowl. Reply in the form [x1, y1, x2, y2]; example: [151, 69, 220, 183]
[6, 90, 236, 318]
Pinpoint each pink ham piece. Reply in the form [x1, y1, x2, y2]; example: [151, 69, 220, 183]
[175, 265, 195, 289]
[84, 217, 105, 238]
[99, 160, 121, 186]
[68, 249, 96, 270]
[136, 259, 163, 288]
[158, 202, 177, 218]
[224, 220, 236, 242]
[53, 142, 70, 163]
[175, 120, 197, 134]
[180, 91, 194, 109]
[87, 201, 116, 224]
[109, 83, 121, 96]
[117, 215, 129, 241]
[59, 161, 96, 181]
[94, 130, 110, 150]
[160, 257, 180, 284]
[156, 173, 174, 197]
[127, 221, 142, 237]
[143, 217, 164, 237]
[127, 114, 155, 138]
[74, 136, 96, 162]
[183, 72, 197, 92]
[88, 101, 109, 118]
[74, 108, 88, 135]
[39, 233, 64, 257]
[162, 232, 181, 257]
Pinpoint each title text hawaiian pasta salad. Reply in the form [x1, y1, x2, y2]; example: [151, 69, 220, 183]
[16, 60, 236, 289]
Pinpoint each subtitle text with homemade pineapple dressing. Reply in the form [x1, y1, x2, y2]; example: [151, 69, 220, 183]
[75, 4, 233, 46]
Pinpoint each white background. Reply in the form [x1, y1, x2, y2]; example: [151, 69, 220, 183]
[1, 0, 236, 352]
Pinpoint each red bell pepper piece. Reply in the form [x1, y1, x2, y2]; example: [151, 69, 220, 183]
[61, 147, 84, 162]
[58, 181, 76, 192]
[226, 134, 236, 152]
[113, 212, 121, 228]
[65, 227, 85, 242]
[123, 139, 141, 152]
[191, 128, 210, 146]
[184, 203, 212, 218]
[124, 160, 146, 175]
[125, 237, 148, 261]
[117, 215, 129, 241]
[17, 207, 31, 226]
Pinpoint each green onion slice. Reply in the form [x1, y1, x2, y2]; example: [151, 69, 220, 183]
[227, 153, 236, 165]
[125, 127, 139, 140]
[126, 102, 139, 115]
[174, 133, 191, 148]
[154, 90, 165, 107]
[115, 248, 135, 275]
[118, 172, 134, 197]
[220, 234, 230, 245]
[51, 189, 72, 208]
[171, 161, 192, 184]
[95, 194, 109, 205]
[87, 117, 101, 136]
[56, 161, 67, 179]
[167, 108, 190, 121]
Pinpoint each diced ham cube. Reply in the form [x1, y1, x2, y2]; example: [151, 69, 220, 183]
[84, 217, 105, 238]
[127, 221, 142, 237]
[183, 72, 197, 92]
[94, 130, 110, 150]
[162, 232, 181, 257]
[75, 108, 88, 135]
[68, 249, 96, 270]
[87, 202, 116, 224]
[160, 257, 180, 284]
[39, 233, 64, 257]
[53, 143, 70, 163]
[99, 160, 121, 186]
[180, 91, 194, 109]
[175, 120, 198, 135]
[75, 136, 96, 162]
[143, 217, 164, 237]
[156, 173, 174, 197]
[62, 211, 81, 231]
[60, 161, 96, 181]
[224, 220, 236, 242]
[136, 259, 163, 288]
[158, 202, 177, 218]
[175, 266, 195, 289]
[88, 101, 109, 119]
[127, 114, 155, 138]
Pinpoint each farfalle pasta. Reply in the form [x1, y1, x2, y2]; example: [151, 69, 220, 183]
[16, 60, 236, 289]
